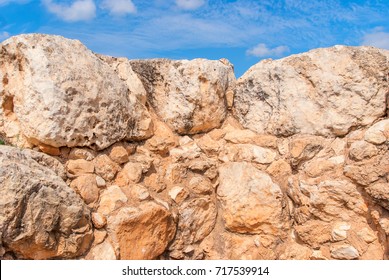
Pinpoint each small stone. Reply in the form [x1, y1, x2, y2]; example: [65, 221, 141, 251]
[188, 176, 213, 195]
[331, 222, 351, 241]
[169, 186, 189, 204]
[94, 154, 120, 181]
[109, 145, 129, 164]
[69, 148, 96, 161]
[131, 184, 150, 201]
[349, 140, 378, 161]
[169, 250, 185, 260]
[310, 250, 328, 260]
[95, 176, 106, 188]
[85, 240, 117, 260]
[70, 174, 100, 204]
[92, 212, 107, 229]
[357, 227, 377, 243]
[330, 245, 359, 260]
[66, 159, 94, 177]
[115, 162, 143, 186]
[98, 185, 128, 216]
[93, 229, 107, 245]
[38, 143, 61, 156]
[183, 245, 195, 254]
[364, 119, 389, 145]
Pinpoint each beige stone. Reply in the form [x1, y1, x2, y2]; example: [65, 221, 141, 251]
[70, 174, 100, 204]
[38, 143, 61, 156]
[115, 162, 143, 186]
[130, 58, 235, 134]
[98, 185, 128, 216]
[0, 34, 151, 149]
[168, 186, 189, 204]
[234, 46, 389, 137]
[85, 240, 117, 260]
[109, 145, 129, 164]
[94, 154, 120, 181]
[68, 148, 96, 161]
[217, 162, 289, 235]
[330, 244, 359, 260]
[92, 212, 107, 229]
[364, 119, 389, 144]
[349, 140, 378, 161]
[66, 159, 94, 177]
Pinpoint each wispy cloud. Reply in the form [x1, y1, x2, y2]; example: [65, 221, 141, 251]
[246, 43, 289, 58]
[0, 0, 30, 6]
[43, 0, 96, 22]
[101, 0, 136, 16]
[175, 0, 205, 10]
[0, 31, 10, 41]
[362, 27, 389, 49]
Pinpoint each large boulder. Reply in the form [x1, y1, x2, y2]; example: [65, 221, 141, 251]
[130, 58, 235, 134]
[0, 146, 93, 259]
[0, 34, 151, 150]
[234, 46, 389, 137]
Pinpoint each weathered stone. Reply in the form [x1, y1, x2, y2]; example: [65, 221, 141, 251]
[330, 244, 359, 260]
[92, 212, 107, 229]
[331, 222, 351, 241]
[0, 34, 151, 149]
[219, 143, 277, 164]
[349, 140, 378, 161]
[94, 155, 120, 181]
[168, 186, 189, 204]
[70, 174, 100, 204]
[109, 144, 129, 164]
[38, 143, 61, 156]
[364, 119, 389, 145]
[234, 46, 389, 137]
[365, 182, 389, 210]
[95, 176, 106, 188]
[66, 159, 94, 177]
[187, 175, 213, 195]
[217, 162, 289, 236]
[107, 203, 176, 259]
[130, 58, 235, 134]
[115, 162, 143, 186]
[0, 146, 93, 259]
[176, 198, 217, 245]
[69, 148, 96, 161]
[98, 185, 128, 216]
[289, 136, 324, 167]
[85, 240, 116, 260]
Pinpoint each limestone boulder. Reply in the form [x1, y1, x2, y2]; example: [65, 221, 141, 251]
[0, 34, 151, 150]
[234, 46, 389, 137]
[130, 58, 235, 134]
[0, 146, 93, 259]
[217, 162, 289, 236]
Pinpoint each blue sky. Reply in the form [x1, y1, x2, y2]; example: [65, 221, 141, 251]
[0, 0, 388, 77]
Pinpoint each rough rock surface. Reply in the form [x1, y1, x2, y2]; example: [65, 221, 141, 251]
[0, 146, 92, 259]
[234, 46, 389, 137]
[130, 58, 235, 134]
[0, 34, 151, 150]
[1, 34, 389, 260]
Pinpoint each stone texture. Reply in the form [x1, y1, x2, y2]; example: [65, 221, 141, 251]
[107, 203, 175, 259]
[98, 185, 128, 216]
[94, 155, 120, 181]
[0, 34, 151, 149]
[66, 159, 94, 177]
[70, 174, 100, 205]
[364, 119, 389, 144]
[130, 58, 235, 134]
[234, 46, 389, 137]
[217, 162, 289, 236]
[0, 146, 92, 259]
[330, 244, 359, 260]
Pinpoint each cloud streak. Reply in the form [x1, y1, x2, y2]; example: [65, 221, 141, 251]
[175, 0, 205, 10]
[362, 28, 389, 50]
[101, 0, 136, 16]
[246, 43, 290, 58]
[43, 0, 96, 22]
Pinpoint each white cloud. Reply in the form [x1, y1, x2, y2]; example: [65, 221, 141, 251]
[362, 28, 389, 49]
[175, 0, 205, 10]
[101, 0, 136, 16]
[43, 0, 96, 22]
[246, 43, 290, 58]
[0, 31, 10, 41]
[0, 0, 30, 6]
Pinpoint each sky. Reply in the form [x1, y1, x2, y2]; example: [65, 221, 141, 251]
[0, 0, 388, 77]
